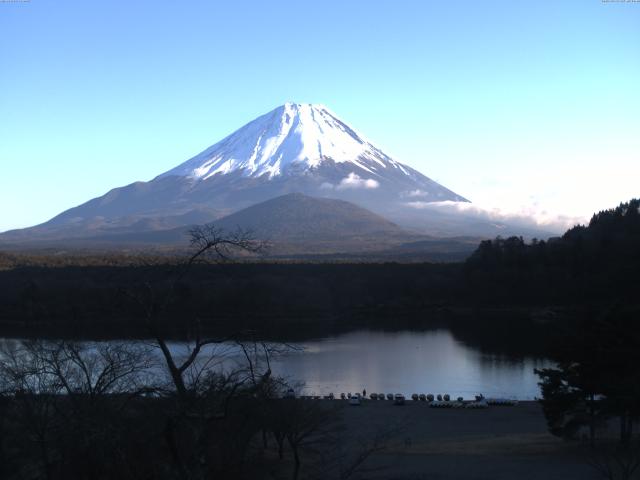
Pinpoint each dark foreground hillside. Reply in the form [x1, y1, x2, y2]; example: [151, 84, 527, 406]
[0, 199, 638, 349]
[0, 262, 463, 338]
[465, 198, 640, 305]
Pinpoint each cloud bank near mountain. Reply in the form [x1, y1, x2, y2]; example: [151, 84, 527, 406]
[321, 173, 381, 191]
[404, 200, 586, 235]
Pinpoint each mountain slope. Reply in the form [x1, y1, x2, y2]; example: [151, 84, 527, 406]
[0, 192, 482, 260]
[214, 192, 404, 240]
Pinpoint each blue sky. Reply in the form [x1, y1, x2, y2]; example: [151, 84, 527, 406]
[1, 0, 639, 232]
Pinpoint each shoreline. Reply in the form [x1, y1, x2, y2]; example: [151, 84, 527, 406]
[330, 399, 598, 480]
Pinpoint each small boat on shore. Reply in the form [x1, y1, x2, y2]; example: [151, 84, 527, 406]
[464, 400, 489, 408]
[486, 398, 518, 406]
[430, 400, 452, 408]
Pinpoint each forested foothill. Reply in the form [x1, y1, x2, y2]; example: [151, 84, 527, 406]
[464, 198, 640, 306]
[0, 200, 638, 348]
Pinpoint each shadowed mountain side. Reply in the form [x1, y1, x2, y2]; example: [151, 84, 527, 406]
[214, 193, 402, 240]
[0, 194, 481, 260]
[0, 205, 223, 242]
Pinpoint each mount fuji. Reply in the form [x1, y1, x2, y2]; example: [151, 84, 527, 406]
[1, 103, 546, 250]
[156, 102, 466, 205]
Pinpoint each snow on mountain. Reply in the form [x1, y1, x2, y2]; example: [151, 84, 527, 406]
[158, 103, 411, 181]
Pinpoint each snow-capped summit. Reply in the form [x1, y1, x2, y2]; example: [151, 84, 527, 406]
[159, 103, 411, 180]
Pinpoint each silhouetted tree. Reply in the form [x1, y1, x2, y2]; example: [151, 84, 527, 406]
[536, 304, 640, 446]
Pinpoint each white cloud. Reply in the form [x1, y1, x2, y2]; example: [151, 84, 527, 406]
[402, 189, 429, 198]
[433, 152, 639, 227]
[335, 172, 380, 190]
[404, 200, 586, 234]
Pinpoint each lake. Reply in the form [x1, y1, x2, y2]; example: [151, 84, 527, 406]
[1, 329, 551, 400]
[267, 330, 550, 400]
[166, 329, 550, 400]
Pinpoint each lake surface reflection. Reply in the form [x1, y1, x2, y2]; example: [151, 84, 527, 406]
[2, 329, 551, 400]
[264, 330, 550, 400]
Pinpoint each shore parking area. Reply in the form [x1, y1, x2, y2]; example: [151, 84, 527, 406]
[332, 400, 599, 480]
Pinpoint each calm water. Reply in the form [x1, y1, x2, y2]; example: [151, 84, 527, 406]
[265, 330, 550, 400]
[2, 329, 551, 400]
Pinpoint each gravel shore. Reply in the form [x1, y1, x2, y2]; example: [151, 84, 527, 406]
[334, 400, 598, 480]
